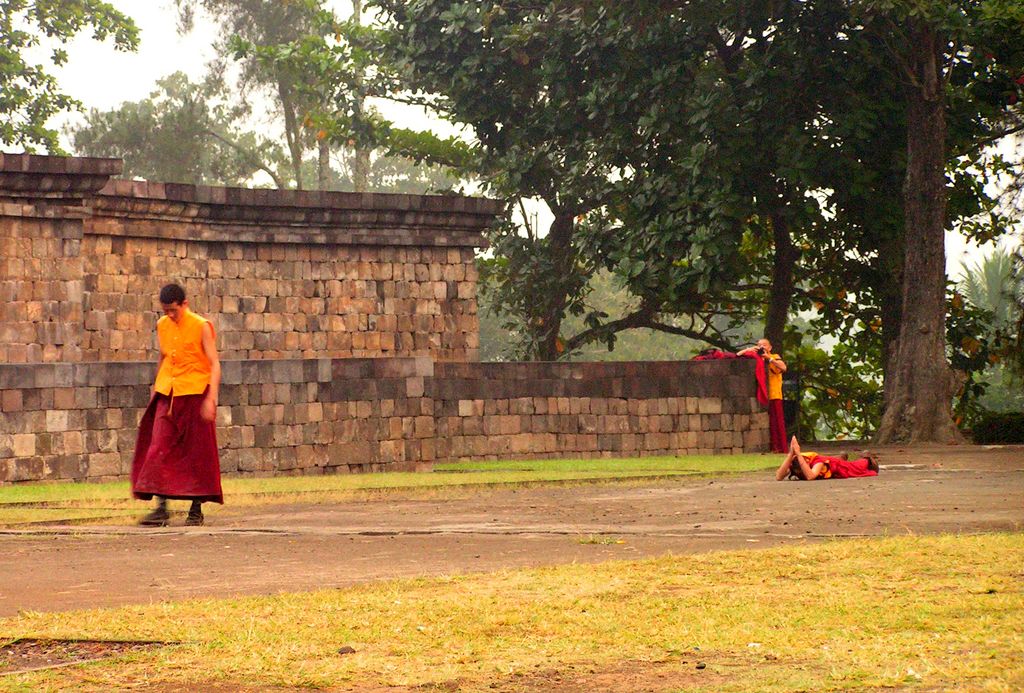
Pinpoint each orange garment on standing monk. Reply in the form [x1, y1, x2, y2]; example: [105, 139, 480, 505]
[765, 352, 784, 400]
[154, 308, 214, 396]
[765, 351, 787, 452]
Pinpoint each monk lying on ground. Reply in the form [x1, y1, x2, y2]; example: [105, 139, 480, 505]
[775, 436, 879, 480]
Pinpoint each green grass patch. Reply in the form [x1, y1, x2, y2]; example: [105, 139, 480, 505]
[433, 454, 769, 473]
[1, 533, 1020, 691]
[0, 454, 775, 528]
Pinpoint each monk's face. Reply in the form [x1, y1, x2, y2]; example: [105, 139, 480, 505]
[757, 339, 772, 353]
[161, 300, 187, 323]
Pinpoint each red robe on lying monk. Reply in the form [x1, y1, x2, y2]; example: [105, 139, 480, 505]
[131, 306, 223, 504]
[826, 456, 879, 479]
[803, 453, 878, 479]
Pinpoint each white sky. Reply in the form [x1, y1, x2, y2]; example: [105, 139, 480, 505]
[13, 0, 1022, 274]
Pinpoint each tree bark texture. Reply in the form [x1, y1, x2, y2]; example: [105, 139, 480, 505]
[352, 148, 371, 193]
[764, 212, 799, 350]
[875, 22, 962, 444]
[278, 80, 305, 190]
[350, 0, 370, 193]
[318, 139, 331, 190]
[877, 232, 904, 389]
[536, 212, 574, 361]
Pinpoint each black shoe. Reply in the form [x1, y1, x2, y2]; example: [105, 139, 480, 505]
[185, 508, 204, 526]
[139, 506, 170, 527]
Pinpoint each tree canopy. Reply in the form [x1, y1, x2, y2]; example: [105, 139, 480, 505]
[0, 0, 138, 151]
[368, 0, 1023, 441]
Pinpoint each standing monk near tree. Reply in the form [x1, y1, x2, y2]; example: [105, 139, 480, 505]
[131, 284, 223, 526]
[739, 339, 787, 452]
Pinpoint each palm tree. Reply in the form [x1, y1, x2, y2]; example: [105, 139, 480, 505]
[958, 246, 1024, 411]
[958, 249, 1018, 330]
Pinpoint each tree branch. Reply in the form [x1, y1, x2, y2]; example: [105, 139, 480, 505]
[647, 319, 735, 350]
[204, 129, 287, 189]
[957, 122, 1024, 157]
[563, 305, 737, 354]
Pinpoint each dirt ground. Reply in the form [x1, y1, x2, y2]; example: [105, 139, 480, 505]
[0, 444, 1021, 618]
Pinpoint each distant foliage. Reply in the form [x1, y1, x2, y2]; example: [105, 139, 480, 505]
[69, 72, 287, 186]
[971, 411, 1024, 444]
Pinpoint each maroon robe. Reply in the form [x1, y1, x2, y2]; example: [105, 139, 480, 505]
[768, 399, 787, 453]
[131, 391, 223, 503]
[828, 457, 878, 479]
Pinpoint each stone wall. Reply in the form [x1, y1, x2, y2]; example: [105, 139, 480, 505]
[1, 154, 498, 364]
[0, 153, 771, 485]
[431, 360, 766, 460]
[0, 358, 766, 484]
[0, 156, 120, 364]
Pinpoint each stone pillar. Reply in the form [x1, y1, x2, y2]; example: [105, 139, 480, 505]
[0, 154, 121, 363]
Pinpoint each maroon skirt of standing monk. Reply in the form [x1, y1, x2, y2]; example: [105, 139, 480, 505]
[131, 392, 223, 503]
[768, 399, 788, 453]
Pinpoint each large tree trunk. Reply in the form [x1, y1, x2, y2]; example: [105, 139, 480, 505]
[350, 0, 371, 193]
[875, 22, 962, 444]
[278, 80, 305, 190]
[536, 212, 575, 361]
[764, 212, 799, 349]
[877, 232, 904, 388]
[317, 139, 331, 189]
[351, 149, 371, 193]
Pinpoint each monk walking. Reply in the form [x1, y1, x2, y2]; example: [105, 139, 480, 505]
[131, 283, 223, 526]
[738, 338, 788, 452]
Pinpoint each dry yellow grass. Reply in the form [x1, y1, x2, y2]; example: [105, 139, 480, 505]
[2, 533, 1021, 691]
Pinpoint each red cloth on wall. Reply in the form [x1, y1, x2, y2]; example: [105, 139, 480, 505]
[739, 352, 770, 407]
[692, 350, 769, 407]
[131, 392, 223, 503]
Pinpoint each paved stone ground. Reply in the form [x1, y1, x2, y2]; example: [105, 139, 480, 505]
[0, 444, 1020, 617]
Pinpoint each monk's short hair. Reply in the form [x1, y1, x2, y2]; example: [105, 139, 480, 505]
[159, 283, 186, 305]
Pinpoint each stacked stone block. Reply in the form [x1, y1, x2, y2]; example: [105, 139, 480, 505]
[0, 154, 771, 485]
[0, 154, 120, 364]
[80, 237, 480, 362]
[0, 359, 436, 483]
[431, 360, 767, 460]
[79, 181, 489, 363]
[1, 358, 767, 484]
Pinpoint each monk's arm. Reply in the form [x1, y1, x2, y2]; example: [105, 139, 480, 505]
[201, 323, 221, 407]
[791, 452, 826, 480]
[806, 462, 826, 480]
[776, 449, 797, 480]
[769, 357, 787, 374]
[151, 353, 164, 401]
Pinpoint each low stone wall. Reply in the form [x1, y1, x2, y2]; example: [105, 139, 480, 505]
[431, 360, 766, 460]
[0, 358, 433, 483]
[0, 358, 766, 484]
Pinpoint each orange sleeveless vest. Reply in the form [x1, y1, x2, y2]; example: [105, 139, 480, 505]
[154, 308, 214, 396]
[766, 352, 784, 400]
